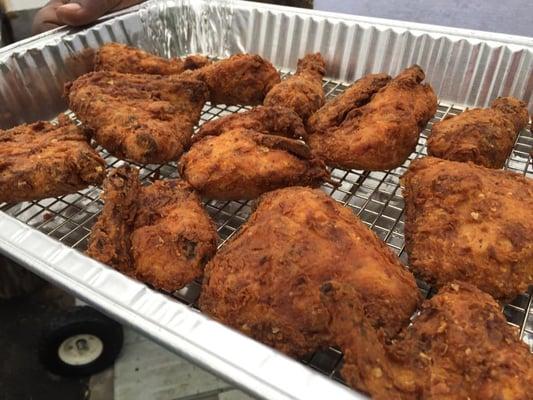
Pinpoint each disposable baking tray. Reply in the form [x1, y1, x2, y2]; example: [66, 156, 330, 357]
[0, 1, 532, 399]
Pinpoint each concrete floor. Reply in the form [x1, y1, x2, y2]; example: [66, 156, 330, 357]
[315, 0, 532, 37]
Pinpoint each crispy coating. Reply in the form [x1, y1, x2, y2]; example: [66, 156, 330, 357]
[179, 129, 330, 200]
[86, 166, 139, 275]
[0, 115, 105, 203]
[402, 156, 533, 301]
[183, 54, 280, 105]
[87, 166, 218, 291]
[308, 65, 437, 170]
[194, 106, 307, 142]
[199, 187, 420, 356]
[263, 53, 326, 121]
[67, 71, 208, 164]
[330, 281, 533, 400]
[307, 73, 392, 133]
[428, 97, 529, 168]
[95, 42, 210, 75]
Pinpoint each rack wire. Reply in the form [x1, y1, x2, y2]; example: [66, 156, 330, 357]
[1, 73, 532, 383]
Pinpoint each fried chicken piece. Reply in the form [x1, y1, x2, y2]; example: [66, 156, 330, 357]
[308, 65, 437, 170]
[330, 281, 533, 400]
[307, 73, 391, 133]
[319, 281, 398, 398]
[179, 129, 330, 200]
[86, 166, 139, 275]
[0, 115, 105, 203]
[67, 71, 208, 164]
[199, 187, 420, 356]
[194, 106, 307, 141]
[428, 97, 529, 168]
[183, 54, 280, 105]
[87, 166, 218, 291]
[402, 156, 533, 301]
[263, 53, 326, 121]
[95, 42, 210, 75]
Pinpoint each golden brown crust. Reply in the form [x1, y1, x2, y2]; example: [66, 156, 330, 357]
[335, 281, 533, 400]
[183, 54, 280, 105]
[67, 71, 208, 164]
[86, 166, 140, 275]
[427, 97, 529, 168]
[179, 129, 330, 200]
[87, 166, 218, 291]
[194, 106, 307, 142]
[199, 187, 420, 356]
[95, 43, 210, 75]
[0, 115, 105, 203]
[263, 53, 326, 121]
[308, 65, 437, 170]
[402, 156, 533, 301]
[307, 73, 391, 134]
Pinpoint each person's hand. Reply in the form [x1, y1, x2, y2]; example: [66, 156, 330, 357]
[32, 0, 144, 35]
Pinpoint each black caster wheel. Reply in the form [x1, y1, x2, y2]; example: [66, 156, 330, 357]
[38, 306, 123, 377]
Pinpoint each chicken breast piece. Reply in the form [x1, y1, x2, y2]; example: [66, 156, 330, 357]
[0, 115, 105, 203]
[67, 71, 208, 164]
[87, 166, 218, 291]
[428, 97, 529, 168]
[308, 65, 437, 170]
[199, 187, 420, 356]
[263, 53, 326, 121]
[328, 281, 533, 400]
[402, 156, 533, 301]
[95, 42, 210, 75]
[307, 73, 392, 134]
[180, 129, 330, 200]
[183, 54, 280, 105]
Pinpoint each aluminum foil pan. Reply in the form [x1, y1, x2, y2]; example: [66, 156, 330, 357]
[0, 1, 532, 399]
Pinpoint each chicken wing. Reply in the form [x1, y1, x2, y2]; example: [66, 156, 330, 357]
[87, 166, 218, 291]
[179, 129, 330, 200]
[308, 65, 437, 170]
[263, 53, 326, 121]
[95, 42, 210, 75]
[427, 97, 529, 168]
[194, 106, 307, 141]
[307, 73, 391, 134]
[0, 115, 105, 203]
[402, 156, 533, 301]
[67, 71, 208, 164]
[199, 187, 420, 356]
[182, 54, 280, 105]
[327, 281, 533, 400]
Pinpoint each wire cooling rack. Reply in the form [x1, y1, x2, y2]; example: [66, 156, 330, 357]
[1, 73, 532, 382]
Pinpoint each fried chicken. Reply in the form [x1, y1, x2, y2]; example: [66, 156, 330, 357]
[263, 53, 326, 121]
[402, 156, 533, 301]
[428, 97, 529, 168]
[327, 281, 533, 400]
[182, 54, 280, 105]
[307, 73, 391, 134]
[179, 128, 330, 200]
[67, 71, 208, 164]
[199, 187, 420, 356]
[87, 166, 218, 291]
[308, 65, 437, 170]
[0, 115, 105, 203]
[194, 106, 307, 141]
[95, 42, 210, 75]
[86, 166, 139, 275]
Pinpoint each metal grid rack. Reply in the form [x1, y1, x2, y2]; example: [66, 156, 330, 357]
[1, 72, 532, 384]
